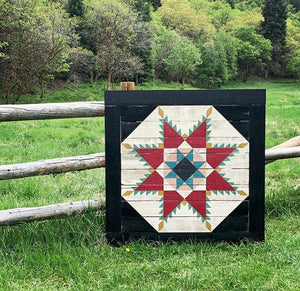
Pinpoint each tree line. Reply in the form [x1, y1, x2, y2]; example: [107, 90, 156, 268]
[0, 0, 299, 103]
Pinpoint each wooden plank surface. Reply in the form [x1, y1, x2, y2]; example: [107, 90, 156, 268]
[105, 90, 265, 242]
[106, 90, 266, 106]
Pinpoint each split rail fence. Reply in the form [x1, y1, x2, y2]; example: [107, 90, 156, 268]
[0, 101, 299, 226]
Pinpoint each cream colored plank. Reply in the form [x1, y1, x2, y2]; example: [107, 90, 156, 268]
[121, 138, 162, 153]
[121, 186, 249, 201]
[206, 137, 249, 146]
[123, 137, 249, 146]
[121, 168, 249, 184]
[121, 152, 150, 171]
[158, 105, 248, 123]
[143, 216, 227, 232]
[123, 119, 248, 139]
[121, 152, 249, 169]
[121, 187, 162, 200]
[126, 200, 245, 217]
[158, 105, 211, 122]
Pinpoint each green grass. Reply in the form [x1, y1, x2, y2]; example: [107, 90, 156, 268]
[0, 79, 299, 290]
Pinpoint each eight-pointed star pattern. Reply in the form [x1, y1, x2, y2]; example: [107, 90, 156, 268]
[121, 106, 249, 232]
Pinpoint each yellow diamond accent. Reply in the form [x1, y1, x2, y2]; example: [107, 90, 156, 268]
[182, 200, 188, 206]
[158, 191, 164, 196]
[122, 143, 133, 149]
[206, 143, 212, 148]
[158, 221, 164, 231]
[206, 191, 211, 196]
[123, 191, 133, 196]
[158, 143, 164, 148]
[158, 107, 164, 118]
[237, 190, 248, 196]
[206, 221, 212, 231]
[206, 106, 213, 118]
[238, 142, 248, 148]
[182, 133, 188, 140]
[216, 167, 221, 173]
[149, 167, 154, 173]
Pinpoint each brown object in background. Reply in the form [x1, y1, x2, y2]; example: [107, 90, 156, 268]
[120, 82, 135, 91]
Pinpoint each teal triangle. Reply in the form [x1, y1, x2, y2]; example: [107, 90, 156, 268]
[177, 149, 184, 162]
[166, 171, 177, 178]
[186, 150, 193, 161]
[177, 178, 185, 188]
[194, 161, 205, 169]
[165, 161, 177, 169]
[193, 170, 205, 178]
[185, 178, 194, 189]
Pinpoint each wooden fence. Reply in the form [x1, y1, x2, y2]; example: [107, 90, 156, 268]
[0, 102, 299, 226]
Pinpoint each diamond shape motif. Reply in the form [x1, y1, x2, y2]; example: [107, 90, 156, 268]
[121, 105, 249, 233]
[173, 158, 197, 181]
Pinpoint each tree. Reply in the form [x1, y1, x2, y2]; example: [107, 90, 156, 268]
[163, 37, 202, 86]
[210, 1, 233, 30]
[198, 38, 228, 88]
[157, 0, 215, 41]
[126, 0, 154, 83]
[0, 1, 76, 103]
[288, 0, 300, 12]
[214, 30, 238, 80]
[151, 13, 181, 81]
[234, 25, 272, 81]
[36, 2, 78, 99]
[285, 19, 300, 77]
[83, 0, 149, 89]
[148, 0, 161, 11]
[0, 42, 7, 58]
[198, 29, 239, 88]
[67, 0, 83, 17]
[261, 0, 287, 76]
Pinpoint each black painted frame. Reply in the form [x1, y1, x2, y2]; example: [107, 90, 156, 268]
[105, 90, 265, 243]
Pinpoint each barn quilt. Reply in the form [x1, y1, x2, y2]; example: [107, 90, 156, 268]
[105, 90, 265, 242]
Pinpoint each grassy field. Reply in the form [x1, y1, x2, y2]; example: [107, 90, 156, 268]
[0, 79, 299, 290]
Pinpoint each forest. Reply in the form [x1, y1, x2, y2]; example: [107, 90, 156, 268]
[0, 0, 299, 103]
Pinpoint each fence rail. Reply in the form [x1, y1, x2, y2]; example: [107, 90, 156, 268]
[0, 101, 299, 227]
[0, 199, 105, 226]
[0, 153, 105, 180]
[0, 101, 104, 121]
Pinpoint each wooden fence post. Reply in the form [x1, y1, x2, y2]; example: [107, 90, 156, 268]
[120, 82, 135, 91]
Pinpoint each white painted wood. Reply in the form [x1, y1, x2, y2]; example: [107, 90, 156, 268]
[123, 137, 249, 146]
[121, 188, 249, 201]
[120, 105, 250, 233]
[143, 216, 227, 232]
[147, 106, 211, 122]
[121, 168, 249, 185]
[126, 200, 245, 217]
[158, 105, 249, 122]
[0, 153, 105, 180]
[0, 199, 105, 225]
[121, 153, 249, 169]
[123, 120, 248, 138]
[0, 102, 104, 121]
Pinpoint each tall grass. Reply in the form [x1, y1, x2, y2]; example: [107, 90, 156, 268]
[0, 79, 299, 290]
